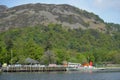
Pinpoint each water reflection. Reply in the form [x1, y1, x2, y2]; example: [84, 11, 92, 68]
[0, 72, 120, 80]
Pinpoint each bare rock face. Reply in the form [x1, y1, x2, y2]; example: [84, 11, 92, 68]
[0, 5, 8, 12]
[0, 3, 107, 32]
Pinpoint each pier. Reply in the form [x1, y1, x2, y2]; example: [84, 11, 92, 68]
[2, 65, 67, 72]
[1, 65, 120, 72]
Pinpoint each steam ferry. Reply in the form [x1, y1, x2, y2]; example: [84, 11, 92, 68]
[66, 62, 97, 72]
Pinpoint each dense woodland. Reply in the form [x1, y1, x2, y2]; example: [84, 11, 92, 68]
[0, 23, 120, 65]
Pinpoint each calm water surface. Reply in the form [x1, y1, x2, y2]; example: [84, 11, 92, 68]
[0, 72, 120, 80]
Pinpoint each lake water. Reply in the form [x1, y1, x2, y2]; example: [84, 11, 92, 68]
[0, 71, 120, 80]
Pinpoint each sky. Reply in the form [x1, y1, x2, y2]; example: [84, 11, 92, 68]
[0, 0, 120, 24]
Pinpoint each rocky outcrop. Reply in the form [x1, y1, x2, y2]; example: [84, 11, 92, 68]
[0, 3, 107, 32]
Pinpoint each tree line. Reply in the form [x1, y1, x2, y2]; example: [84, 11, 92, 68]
[0, 24, 120, 65]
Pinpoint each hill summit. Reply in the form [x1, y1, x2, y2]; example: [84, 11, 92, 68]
[0, 3, 107, 32]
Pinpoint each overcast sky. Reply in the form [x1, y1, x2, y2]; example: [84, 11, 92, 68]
[0, 0, 120, 24]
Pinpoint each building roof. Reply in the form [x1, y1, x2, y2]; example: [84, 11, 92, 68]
[25, 58, 39, 64]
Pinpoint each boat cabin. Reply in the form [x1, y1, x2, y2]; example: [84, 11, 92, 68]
[67, 62, 81, 67]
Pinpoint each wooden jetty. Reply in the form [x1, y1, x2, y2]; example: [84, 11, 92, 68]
[2, 65, 120, 72]
[2, 65, 67, 72]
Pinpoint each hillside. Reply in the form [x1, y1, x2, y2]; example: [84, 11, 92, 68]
[0, 3, 120, 65]
[0, 3, 106, 32]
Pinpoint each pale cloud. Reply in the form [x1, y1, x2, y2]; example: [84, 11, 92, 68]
[95, 0, 103, 3]
[94, 0, 120, 10]
[66, 0, 81, 6]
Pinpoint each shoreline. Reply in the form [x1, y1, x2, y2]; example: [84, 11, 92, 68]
[95, 67, 120, 72]
[1, 66, 120, 72]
